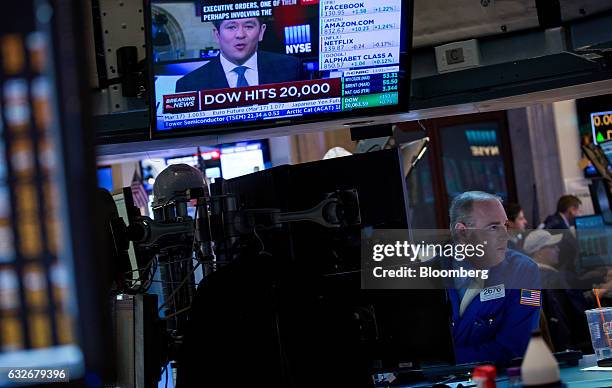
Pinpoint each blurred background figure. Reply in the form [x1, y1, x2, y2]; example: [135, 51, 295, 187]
[541, 195, 582, 231]
[523, 230, 563, 287]
[523, 230, 592, 353]
[504, 202, 528, 252]
[540, 195, 582, 273]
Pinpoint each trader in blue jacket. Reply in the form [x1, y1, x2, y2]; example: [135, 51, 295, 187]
[444, 191, 541, 364]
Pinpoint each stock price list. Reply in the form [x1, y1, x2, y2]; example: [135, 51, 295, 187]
[342, 72, 398, 96]
[319, 0, 402, 71]
[341, 71, 398, 109]
[322, 4, 400, 17]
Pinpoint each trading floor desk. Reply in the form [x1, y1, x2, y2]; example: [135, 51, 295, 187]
[404, 355, 612, 388]
[546, 362, 612, 388]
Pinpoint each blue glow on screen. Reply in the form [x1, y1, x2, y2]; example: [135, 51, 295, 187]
[97, 167, 113, 192]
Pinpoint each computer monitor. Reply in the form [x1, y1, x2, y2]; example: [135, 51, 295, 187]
[147, 140, 270, 183]
[219, 141, 266, 179]
[576, 214, 605, 230]
[600, 139, 612, 162]
[0, 1, 110, 384]
[575, 215, 612, 269]
[178, 149, 454, 387]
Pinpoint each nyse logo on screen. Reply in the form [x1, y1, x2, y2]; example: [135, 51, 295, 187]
[284, 24, 312, 54]
[466, 130, 500, 157]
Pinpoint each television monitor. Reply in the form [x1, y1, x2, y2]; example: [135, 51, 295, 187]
[576, 215, 612, 269]
[146, 0, 413, 138]
[0, 0, 110, 384]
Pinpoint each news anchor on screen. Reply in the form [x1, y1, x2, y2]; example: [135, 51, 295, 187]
[175, 17, 302, 92]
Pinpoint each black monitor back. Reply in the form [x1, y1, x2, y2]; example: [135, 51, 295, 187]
[205, 150, 455, 384]
[224, 148, 412, 271]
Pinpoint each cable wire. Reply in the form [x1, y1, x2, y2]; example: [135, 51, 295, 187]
[161, 306, 192, 320]
[157, 261, 202, 312]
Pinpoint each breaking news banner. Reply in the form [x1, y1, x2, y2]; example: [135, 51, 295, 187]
[163, 78, 341, 113]
[161, 98, 343, 128]
[201, 1, 275, 22]
[200, 78, 341, 108]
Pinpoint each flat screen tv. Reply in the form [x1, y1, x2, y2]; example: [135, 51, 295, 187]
[146, 0, 413, 138]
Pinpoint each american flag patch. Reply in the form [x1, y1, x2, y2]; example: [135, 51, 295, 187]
[520, 289, 541, 307]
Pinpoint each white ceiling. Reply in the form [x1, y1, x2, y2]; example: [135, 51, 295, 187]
[412, 0, 612, 48]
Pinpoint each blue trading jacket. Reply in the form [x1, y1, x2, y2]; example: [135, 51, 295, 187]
[441, 249, 542, 364]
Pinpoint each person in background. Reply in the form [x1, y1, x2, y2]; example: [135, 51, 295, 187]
[540, 195, 582, 273]
[523, 230, 592, 353]
[523, 230, 564, 288]
[504, 202, 528, 252]
[541, 195, 582, 231]
[444, 191, 541, 364]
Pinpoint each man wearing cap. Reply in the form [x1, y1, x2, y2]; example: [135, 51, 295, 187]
[441, 191, 541, 364]
[175, 17, 303, 92]
[523, 230, 564, 288]
[523, 230, 592, 352]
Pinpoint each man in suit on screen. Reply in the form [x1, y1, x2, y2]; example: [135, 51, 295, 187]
[175, 17, 302, 92]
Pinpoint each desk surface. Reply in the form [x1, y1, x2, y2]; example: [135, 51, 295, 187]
[404, 355, 612, 388]
[501, 354, 612, 388]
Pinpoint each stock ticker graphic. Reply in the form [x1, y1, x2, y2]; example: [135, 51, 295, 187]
[592, 111, 612, 144]
[154, 0, 403, 130]
[0, 1, 83, 375]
